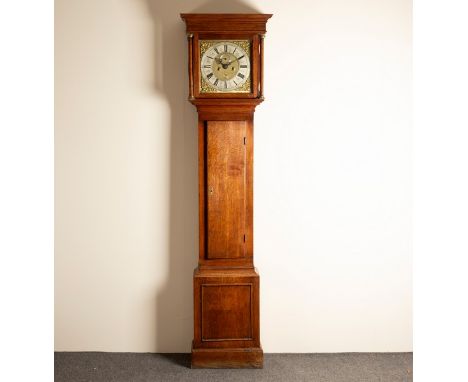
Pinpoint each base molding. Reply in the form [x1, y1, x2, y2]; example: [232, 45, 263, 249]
[191, 347, 263, 369]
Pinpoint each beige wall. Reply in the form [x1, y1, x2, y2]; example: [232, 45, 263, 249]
[55, 0, 412, 352]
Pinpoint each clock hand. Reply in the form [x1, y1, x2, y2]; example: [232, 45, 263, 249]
[226, 55, 245, 66]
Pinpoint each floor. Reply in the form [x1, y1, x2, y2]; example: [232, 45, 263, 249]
[55, 352, 412, 381]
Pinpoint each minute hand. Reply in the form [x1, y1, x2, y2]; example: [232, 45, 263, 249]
[227, 55, 245, 65]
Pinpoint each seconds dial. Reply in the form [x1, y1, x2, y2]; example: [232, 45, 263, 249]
[200, 41, 250, 92]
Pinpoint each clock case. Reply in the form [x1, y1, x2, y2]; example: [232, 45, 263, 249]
[181, 13, 272, 369]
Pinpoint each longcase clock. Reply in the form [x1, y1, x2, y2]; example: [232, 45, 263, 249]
[180, 13, 272, 369]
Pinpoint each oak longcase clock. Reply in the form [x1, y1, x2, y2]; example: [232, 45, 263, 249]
[181, 13, 272, 369]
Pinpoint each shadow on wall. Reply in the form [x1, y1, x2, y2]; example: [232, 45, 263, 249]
[142, 0, 260, 353]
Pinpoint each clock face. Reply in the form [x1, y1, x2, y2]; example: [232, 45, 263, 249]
[199, 40, 251, 93]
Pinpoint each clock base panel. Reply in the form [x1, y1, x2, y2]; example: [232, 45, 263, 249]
[192, 267, 262, 368]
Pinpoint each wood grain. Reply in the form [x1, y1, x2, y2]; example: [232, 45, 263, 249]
[207, 121, 247, 259]
[193, 268, 260, 350]
[191, 347, 263, 369]
[182, 13, 271, 369]
[180, 14, 272, 33]
[201, 284, 252, 341]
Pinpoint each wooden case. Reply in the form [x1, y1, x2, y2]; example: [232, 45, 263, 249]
[181, 13, 272, 369]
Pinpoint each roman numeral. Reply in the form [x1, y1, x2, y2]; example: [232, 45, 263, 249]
[214, 47, 219, 54]
[207, 56, 214, 60]
[224, 81, 227, 88]
[238, 55, 245, 60]
[233, 80, 238, 86]
[207, 73, 213, 79]
[237, 73, 245, 79]
[203, 65, 211, 68]
[224, 44, 227, 52]
[233, 47, 237, 54]
[240, 65, 247, 68]
[214, 79, 219, 86]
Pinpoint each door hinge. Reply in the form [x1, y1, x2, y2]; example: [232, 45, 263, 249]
[243, 137, 246, 145]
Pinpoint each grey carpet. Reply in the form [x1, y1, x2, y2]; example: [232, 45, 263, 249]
[54, 352, 412, 382]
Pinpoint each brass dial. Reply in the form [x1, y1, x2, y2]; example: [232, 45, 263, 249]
[200, 41, 251, 92]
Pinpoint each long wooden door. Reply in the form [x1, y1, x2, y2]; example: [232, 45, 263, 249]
[206, 121, 247, 259]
